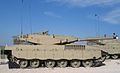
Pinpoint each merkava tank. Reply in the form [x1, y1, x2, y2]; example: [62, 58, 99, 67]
[4, 31, 105, 68]
[100, 39, 120, 59]
[82, 35, 120, 59]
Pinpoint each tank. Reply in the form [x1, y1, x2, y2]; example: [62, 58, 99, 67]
[100, 39, 120, 59]
[83, 35, 120, 59]
[4, 31, 105, 68]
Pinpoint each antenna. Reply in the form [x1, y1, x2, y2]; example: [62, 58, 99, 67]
[95, 14, 100, 37]
[20, 0, 24, 35]
[29, 0, 32, 34]
[20, 19, 23, 35]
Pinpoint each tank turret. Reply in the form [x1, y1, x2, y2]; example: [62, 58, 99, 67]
[13, 31, 79, 45]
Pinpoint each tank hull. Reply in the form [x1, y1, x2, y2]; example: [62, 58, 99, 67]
[4, 45, 104, 68]
[5, 45, 101, 60]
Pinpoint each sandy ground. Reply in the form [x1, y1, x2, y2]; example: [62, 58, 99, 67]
[0, 60, 120, 73]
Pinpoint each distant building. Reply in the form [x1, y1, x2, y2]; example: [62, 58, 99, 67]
[0, 46, 7, 64]
[0, 46, 5, 59]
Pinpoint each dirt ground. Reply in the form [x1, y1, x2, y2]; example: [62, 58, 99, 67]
[0, 60, 120, 73]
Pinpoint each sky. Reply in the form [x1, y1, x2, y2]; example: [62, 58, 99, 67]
[0, 0, 120, 45]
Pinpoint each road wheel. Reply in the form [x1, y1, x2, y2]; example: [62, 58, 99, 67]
[82, 60, 93, 67]
[30, 59, 40, 68]
[70, 60, 81, 68]
[111, 54, 119, 59]
[45, 60, 55, 68]
[19, 59, 28, 68]
[57, 60, 68, 68]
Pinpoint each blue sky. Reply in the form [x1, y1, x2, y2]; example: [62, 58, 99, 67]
[0, 0, 120, 45]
